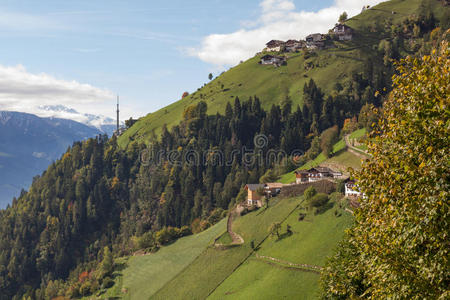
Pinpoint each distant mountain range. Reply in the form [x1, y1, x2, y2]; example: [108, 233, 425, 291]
[0, 110, 106, 208]
[37, 104, 119, 136]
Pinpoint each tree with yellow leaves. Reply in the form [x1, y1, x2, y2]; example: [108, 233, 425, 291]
[321, 37, 449, 299]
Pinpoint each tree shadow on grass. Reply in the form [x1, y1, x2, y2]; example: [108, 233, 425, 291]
[332, 147, 347, 157]
[315, 201, 334, 215]
[275, 231, 293, 242]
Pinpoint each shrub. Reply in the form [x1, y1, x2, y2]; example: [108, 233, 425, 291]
[79, 281, 92, 296]
[336, 180, 345, 194]
[178, 226, 192, 237]
[208, 208, 225, 224]
[304, 186, 317, 200]
[137, 231, 155, 249]
[309, 193, 329, 208]
[102, 276, 114, 289]
[155, 227, 177, 245]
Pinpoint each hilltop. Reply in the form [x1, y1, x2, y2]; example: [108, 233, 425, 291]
[118, 0, 448, 147]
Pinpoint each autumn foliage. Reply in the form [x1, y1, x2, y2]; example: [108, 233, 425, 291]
[321, 38, 449, 298]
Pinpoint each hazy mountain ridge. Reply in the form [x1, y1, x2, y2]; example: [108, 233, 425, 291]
[0, 111, 102, 207]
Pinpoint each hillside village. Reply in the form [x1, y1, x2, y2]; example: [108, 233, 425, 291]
[259, 23, 354, 66]
[244, 166, 361, 209]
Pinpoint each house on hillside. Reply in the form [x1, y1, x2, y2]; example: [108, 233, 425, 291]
[294, 170, 310, 184]
[344, 178, 361, 197]
[333, 24, 354, 40]
[245, 184, 265, 207]
[294, 167, 342, 183]
[259, 54, 286, 66]
[316, 167, 342, 178]
[265, 40, 285, 52]
[245, 182, 288, 206]
[306, 33, 323, 43]
[306, 33, 326, 49]
[265, 182, 286, 197]
[284, 39, 305, 52]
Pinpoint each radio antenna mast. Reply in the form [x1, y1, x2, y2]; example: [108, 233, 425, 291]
[116, 95, 120, 132]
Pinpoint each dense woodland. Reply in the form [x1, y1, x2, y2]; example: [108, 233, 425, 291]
[0, 6, 447, 299]
[0, 76, 383, 299]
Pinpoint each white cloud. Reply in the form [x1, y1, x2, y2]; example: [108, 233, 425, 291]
[0, 10, 61, 32]
[189, 0, 386, 66]
[0, 64, 116, 120]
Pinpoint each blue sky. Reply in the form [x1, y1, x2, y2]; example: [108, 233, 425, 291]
[0, 0, 384, 122]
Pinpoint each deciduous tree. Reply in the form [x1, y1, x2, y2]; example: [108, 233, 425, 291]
[322, 39, 449, 299]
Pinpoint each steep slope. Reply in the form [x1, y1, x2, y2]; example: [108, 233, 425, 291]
[118, 0, 448, 147]
[152, 193, 353, 300]
[208, 197, 352, 300]
[0, 111, 102, 207]
[98, 219, 227, 299]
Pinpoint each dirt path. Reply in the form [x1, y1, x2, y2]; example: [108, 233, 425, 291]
[228, 206, 244, 244]
[344, 135, 370, 158]
[255, 254, 323, 274]
[214, 205, 244, 247]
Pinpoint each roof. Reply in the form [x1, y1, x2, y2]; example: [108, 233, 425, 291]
[266, 40, 284, 47]
[333, 24, 353, 33]
[315, 167, 334, 173]
[245, 184, 265, 191]
[285, 39, 299, 45]
[294, 170, 309, 174]
[261, 54, 274, 59]
[265, 182, 285, 189]
[261, 55, 285, 61]
[306, 33, 322, 38]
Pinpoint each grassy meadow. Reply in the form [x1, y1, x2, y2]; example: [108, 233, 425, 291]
[99, 219, 226, 299]
[208, 195, 353, 299]
[151, 196, 302, 299]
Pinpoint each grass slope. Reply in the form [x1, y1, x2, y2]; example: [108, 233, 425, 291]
[119, 48, 362, 147]
[151, 196, 302, 300]
[100, 219, 226, 299]
[279, 137, 356, 184]
[118, 0, 447, 148]
[209, 198, 353, 300]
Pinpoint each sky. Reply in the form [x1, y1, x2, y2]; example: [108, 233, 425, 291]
[0, 0, 386, 123]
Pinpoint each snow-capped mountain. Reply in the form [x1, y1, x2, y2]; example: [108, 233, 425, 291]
[37, 105, 121, 136]
[0, 111, 104, 208]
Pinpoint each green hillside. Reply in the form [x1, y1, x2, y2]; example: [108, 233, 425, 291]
[209, 196, 353, 299]
[150, 194, 352, 300]
[97, 219, 227, 299]
[118, 0, 447, 148]
[98, 140, 357, 299]
[119, 48, 361, 147]
[152, 196, 303, 299]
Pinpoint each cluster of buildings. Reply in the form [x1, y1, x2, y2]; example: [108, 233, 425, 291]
[259, 24, 354, 66]
[244, 166, 361, 207]
[294, 167, 342, 183]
